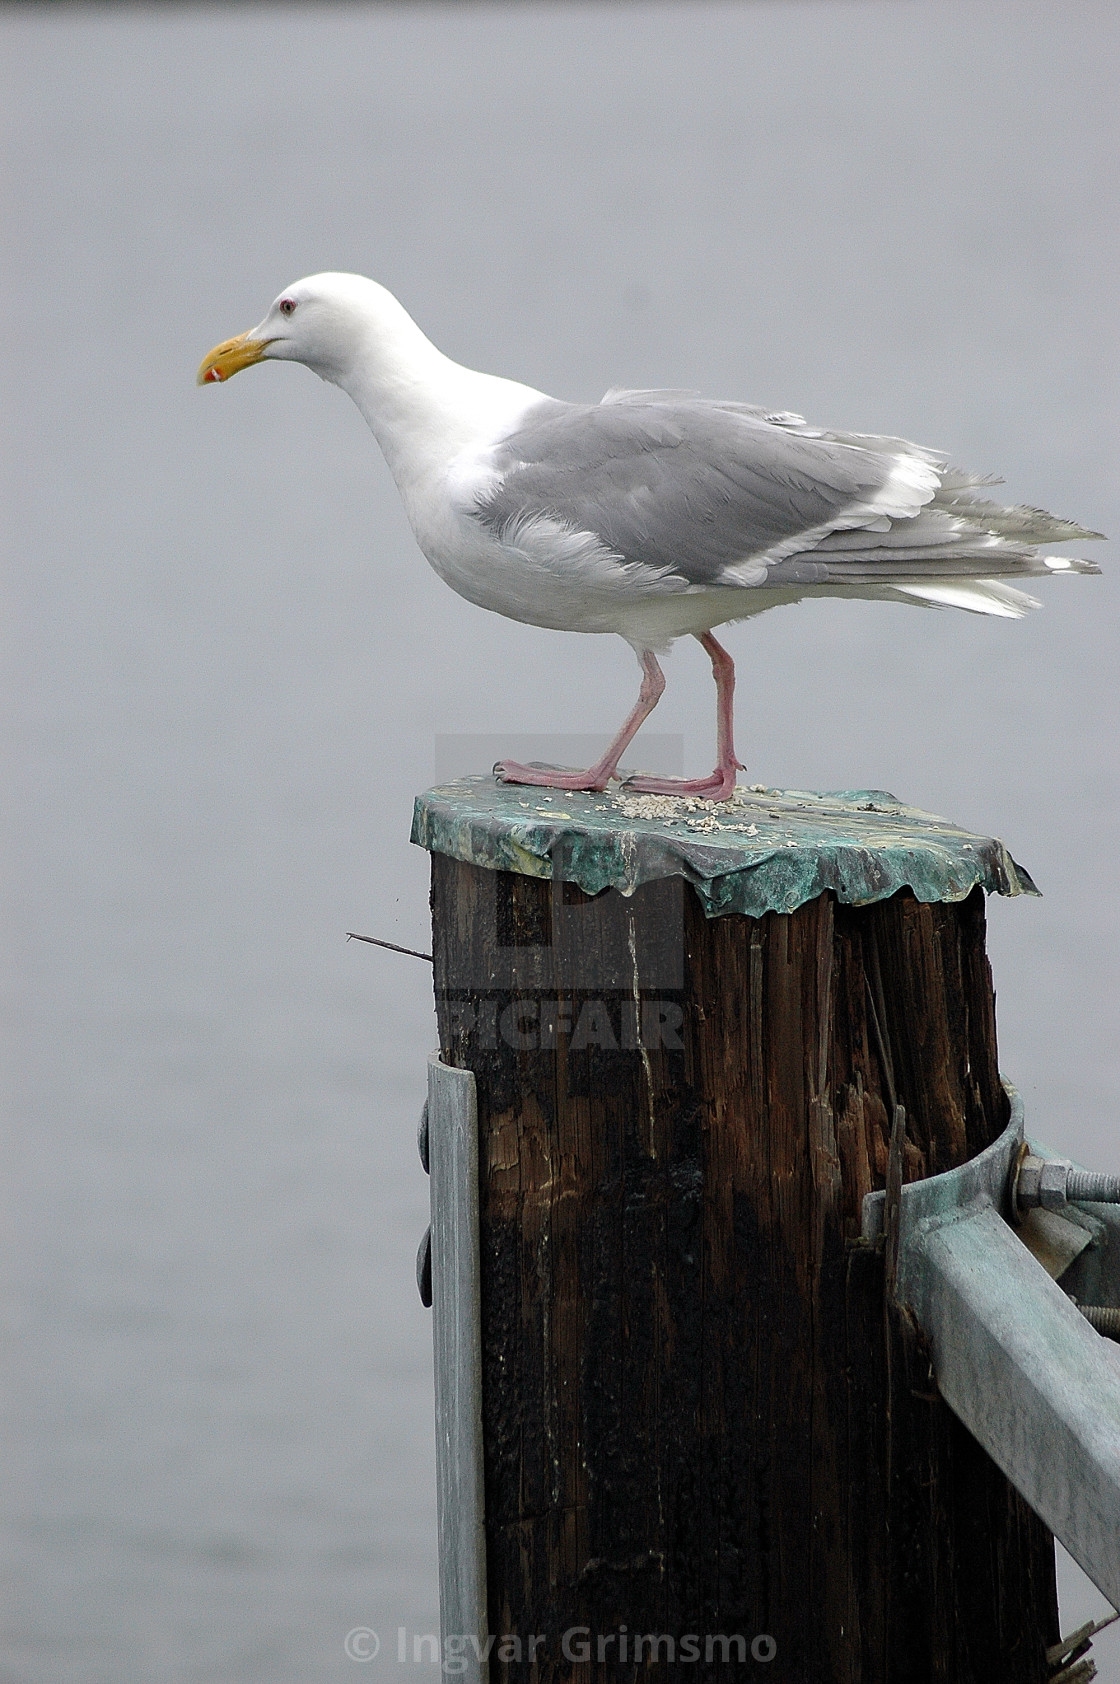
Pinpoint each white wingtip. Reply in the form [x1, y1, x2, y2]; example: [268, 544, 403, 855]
[1042, 554, 1101, 574]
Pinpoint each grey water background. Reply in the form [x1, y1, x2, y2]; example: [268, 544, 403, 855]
[3, 1, 1120, 1677]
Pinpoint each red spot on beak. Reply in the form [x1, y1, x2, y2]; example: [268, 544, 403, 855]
[204, 367, 222, 382]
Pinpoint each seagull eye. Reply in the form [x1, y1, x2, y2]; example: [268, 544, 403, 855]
[278, 298, 297, 317]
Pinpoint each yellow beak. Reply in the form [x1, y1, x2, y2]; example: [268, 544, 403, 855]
[196, 331, 272, 385]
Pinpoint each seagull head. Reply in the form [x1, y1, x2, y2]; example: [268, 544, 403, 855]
[197, 273, 403, 387]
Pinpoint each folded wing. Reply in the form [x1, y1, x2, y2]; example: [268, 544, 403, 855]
[468, 393, 1101, 600]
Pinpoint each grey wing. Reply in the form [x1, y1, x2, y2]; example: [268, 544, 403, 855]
[472, 397, 1102, 590]
[473, 397, 915, 587]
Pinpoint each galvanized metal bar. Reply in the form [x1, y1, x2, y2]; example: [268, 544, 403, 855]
[904, 1200, 1120, 1607]
[862, 1090, 1120, 1610]
[427, 1053, 489, 1682]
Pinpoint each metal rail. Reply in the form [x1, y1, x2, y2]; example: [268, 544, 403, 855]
[863, 1088, 1120, 1610]
[423, 1054, 489, 1684]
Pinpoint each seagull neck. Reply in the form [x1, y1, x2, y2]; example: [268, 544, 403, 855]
[337, 331, 543, 483]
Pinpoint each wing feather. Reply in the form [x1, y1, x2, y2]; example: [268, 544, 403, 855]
[468, 395, 1102, 591]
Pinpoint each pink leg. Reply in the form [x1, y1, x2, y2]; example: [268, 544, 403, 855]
[624, 631, 744, 800]
[495, 650, 667, 791]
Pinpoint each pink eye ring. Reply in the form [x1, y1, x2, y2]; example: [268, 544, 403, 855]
[278, 298, 297, 317]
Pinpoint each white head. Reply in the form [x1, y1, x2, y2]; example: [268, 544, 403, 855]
[197, 272, 432, 389]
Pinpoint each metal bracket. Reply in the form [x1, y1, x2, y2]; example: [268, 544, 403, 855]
[426, 1053, 489, 1683]
[862, 1086, 1120, 1610]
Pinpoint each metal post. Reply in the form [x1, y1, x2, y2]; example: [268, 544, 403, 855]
[426, 1053, 488, 1683]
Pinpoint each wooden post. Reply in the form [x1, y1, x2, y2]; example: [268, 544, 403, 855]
[415, 781, 1059, 1682]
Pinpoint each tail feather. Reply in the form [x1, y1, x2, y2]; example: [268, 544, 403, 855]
[768, 463, 1104, 592]
[896, 579, 1042, 618]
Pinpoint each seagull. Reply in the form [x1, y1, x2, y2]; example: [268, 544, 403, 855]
[199, 273, 1102, 799]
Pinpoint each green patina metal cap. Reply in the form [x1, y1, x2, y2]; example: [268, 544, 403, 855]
[411, 776, 1038, 921]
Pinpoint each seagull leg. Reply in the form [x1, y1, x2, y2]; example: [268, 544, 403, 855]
[495, 649, 666, 791]
[624, 631, 744, 800]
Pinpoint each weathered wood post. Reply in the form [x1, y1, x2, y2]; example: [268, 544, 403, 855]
[413, 778, 1060, 1682]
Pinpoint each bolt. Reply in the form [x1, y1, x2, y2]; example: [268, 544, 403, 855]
[1077, 1305, 1120, 1342]
[1012, 1149, 1120, 1217]
[1068, 1169, 1120, 1204]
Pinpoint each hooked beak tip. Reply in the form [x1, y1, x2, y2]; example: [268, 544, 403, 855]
[196, 331, 270, 387]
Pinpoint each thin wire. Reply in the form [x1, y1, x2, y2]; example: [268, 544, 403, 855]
[346, 932, 433, 963]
